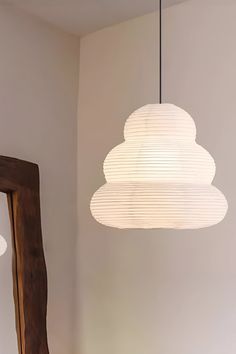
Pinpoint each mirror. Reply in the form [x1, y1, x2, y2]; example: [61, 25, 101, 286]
[0, 194, 18, 353]
[0, 156, 49, 354]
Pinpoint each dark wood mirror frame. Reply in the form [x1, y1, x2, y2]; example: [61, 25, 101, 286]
[0, 156, 49, 354]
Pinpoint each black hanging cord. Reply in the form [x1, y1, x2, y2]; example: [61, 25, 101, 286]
[159, 0, 162, 104]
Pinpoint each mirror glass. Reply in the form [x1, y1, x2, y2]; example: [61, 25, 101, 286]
[0, 194, 18, 353]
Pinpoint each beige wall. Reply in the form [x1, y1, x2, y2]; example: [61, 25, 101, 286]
[77, 1, 234, 353]
[0, 6, 79, 354]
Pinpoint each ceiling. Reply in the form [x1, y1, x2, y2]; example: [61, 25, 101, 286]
[2, 0, 188, 36]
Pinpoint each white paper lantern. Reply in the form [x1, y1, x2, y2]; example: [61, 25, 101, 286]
[0, 235, 7, 256]
[90, 104, 228, 229]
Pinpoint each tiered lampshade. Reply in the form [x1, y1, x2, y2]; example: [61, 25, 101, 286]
[0, 235, 7, 256]
[90, 104, 228, 229]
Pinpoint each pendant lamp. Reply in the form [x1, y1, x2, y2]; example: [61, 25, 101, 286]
[90, 0, 228, 229]
[0, 235, 7, 256]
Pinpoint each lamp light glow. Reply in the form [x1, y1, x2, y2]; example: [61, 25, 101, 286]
[0, 234, 7, 256]
[90, 104, 228, 229]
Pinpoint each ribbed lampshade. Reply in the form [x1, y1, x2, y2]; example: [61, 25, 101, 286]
[0, 235, 7, 256]
[90, 104, 228, 229]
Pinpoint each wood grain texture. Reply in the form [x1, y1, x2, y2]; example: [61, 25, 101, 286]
[0, 156, 49, 354]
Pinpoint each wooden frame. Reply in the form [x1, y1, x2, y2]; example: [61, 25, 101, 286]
[0, 156, 49, 354]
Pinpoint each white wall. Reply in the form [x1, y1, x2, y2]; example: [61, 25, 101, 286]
[0, 6, 79, 354]
[77, 1, 235, 353]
